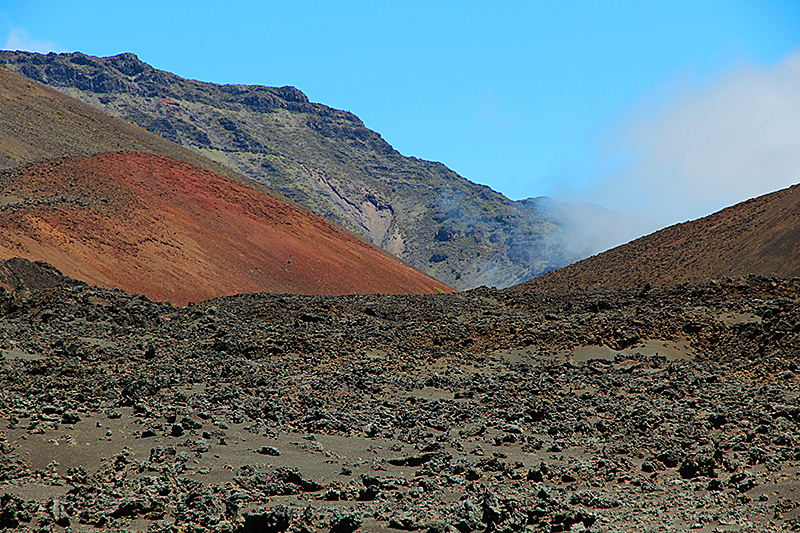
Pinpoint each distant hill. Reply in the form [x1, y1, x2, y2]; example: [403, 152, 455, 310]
[518, 183, 800, 292]
[0, 152, 452, 305]
[0, 51, 654, 289]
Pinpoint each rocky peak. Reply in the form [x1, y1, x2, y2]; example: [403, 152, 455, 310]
[105, 52, 150, 77]
[274, 85, 309, 103]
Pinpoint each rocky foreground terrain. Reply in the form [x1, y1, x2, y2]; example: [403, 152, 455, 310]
[0, 266, 798, 532]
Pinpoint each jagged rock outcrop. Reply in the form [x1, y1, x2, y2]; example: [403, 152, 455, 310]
[0, 258, 81, 293]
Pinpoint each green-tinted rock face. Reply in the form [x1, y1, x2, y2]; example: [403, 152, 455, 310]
[0, 51, 653, 289]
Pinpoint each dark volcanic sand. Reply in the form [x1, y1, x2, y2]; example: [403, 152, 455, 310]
[0, 274, 799, 532]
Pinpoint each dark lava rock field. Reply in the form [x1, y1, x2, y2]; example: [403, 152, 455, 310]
[0, 271, 799, 532]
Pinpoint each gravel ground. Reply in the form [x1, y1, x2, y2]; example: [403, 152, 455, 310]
[0, 274, 798, 532]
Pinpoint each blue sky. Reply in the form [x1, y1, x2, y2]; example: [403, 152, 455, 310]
[2, 1, 800, 226]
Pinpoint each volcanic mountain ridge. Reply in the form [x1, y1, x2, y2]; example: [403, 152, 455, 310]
[0, 50, 656, 289]
[0, 63, 450, 302]
[0, 62, 284, 201]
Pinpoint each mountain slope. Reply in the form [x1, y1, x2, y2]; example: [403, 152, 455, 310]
[0, 152, 451, 304]
[0, 60, 285, 200]
[0, 51, 654, 289]
[519, 183, 800, 291]
[0, 63, 437, 271]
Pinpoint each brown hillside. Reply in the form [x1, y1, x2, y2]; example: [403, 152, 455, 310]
[0, 63, 345, 232]
[0, 64, 272, 192]
[0, 152, 452, 304]
[0, 62, 381, 244]
[519, 183, 800, 291]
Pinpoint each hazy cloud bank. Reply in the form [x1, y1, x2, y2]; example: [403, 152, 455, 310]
[3, 27, 59, 53]
[560, 48, 800, 228]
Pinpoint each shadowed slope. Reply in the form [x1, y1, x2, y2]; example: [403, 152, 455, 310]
[0, 257, 81, 292]
[519, 183, 800, 291]
[0, 152, 451, 304]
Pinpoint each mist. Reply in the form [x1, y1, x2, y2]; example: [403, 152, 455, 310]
[3, 28, 60, 54]
[555, 47, 800, 229]
[539, 198, 659, 259]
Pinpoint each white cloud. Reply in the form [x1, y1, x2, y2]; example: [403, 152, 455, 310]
[4, 27, 59, 53]
[565, 48, 800, 227]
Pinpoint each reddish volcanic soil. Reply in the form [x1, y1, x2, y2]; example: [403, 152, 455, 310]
[521, 183, 800, 291]
[0, 152, 451, 304]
